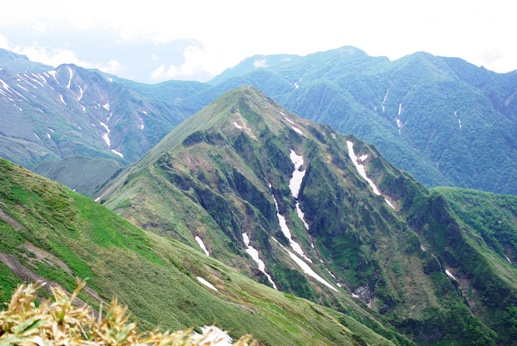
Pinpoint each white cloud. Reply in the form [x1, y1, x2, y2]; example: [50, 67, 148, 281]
[150, 45, 209, 80]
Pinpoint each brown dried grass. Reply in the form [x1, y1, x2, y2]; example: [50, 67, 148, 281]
[0, 279, 253, 345]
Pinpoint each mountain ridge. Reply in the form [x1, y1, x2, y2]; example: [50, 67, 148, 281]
[95, 85, 516, 345]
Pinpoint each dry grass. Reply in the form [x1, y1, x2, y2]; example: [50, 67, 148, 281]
[0, 279, 253, 345]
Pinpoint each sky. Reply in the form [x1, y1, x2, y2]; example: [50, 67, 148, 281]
[1, 0, 515, 83]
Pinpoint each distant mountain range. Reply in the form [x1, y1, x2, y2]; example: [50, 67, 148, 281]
[0, 46, 515, 195]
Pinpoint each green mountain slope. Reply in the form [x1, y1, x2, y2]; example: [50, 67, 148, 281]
[0, 158, 401, 346]
[97, 85, 516, 344]
[207, 47, 517, 195]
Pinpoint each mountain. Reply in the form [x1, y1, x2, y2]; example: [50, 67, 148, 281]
[207, 47, 517, 195]
[0, 156, 404, 346]
[0, 60, 210, 192]
[1, 47, 515, 196]
[96, 85, 517, 345]
[0, 48, 53, 74]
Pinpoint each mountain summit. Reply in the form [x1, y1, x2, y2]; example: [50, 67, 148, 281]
[96, 85, 517, 345]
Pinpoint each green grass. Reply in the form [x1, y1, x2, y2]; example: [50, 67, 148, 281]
[0, 158, 399, 345]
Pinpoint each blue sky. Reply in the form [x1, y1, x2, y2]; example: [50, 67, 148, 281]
[1, 0, 514, 83]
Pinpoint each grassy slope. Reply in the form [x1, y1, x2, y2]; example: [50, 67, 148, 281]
[0, 158, 397, 346]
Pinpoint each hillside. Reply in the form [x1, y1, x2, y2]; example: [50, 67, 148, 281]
[0, 61, 200, 170]
[0, 157, 402, 346]
[96, 85, 517, 345]
[207, 47, 517, 195]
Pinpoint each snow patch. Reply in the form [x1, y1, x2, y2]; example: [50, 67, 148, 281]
[285, 117, 295, 125]
[0, 79, 10, 90]
[100, 122, 111, 147]
[296, 203, 309, 230]
[33, 132, 43, 142]
[197, 277, 218, 291]
[103, 102, 110, 111]
[195, 236, 210, 256]
[398, 103, 402, 116]
[275, 239, 337, 291]
[46, 133, 51, 139]
[359, 154, 368, 162]
[233, 122, 243, 130]
[243, 233, 277, 289]
[384, 198, 395, 209]
[111, 149, 123, 158]
[292, 126, 304, 135]
[445, 269, 457, 281]
[347, 141, 397, 210]
[381, 85, 391, 112]
[94, 197, 100, 202]
[289, 150, 305, 199]
[396, 118, 402, 134]
[421, 244, 426, 252]
[59, 94, 66, 105]
[66, 66, 73, 89]
[272, 195, 311, 263]
[17, 83, 29, 92]
[506, 255, 512, 264]
[347, 141, 380, 195]
[140, 124, 145, 130]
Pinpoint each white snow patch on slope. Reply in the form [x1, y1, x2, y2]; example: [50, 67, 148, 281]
[506, 255, 512, 263]
[111, 149, 123, 158]
[100, 122, 111, 147]
[197, 277, 218, 291]
[347, 140, 395, 209]
[243, 233, 277, 289]
[296, 204, 310, 230]
[292, 126, 304, 135]
[103, 102, 110, 111]
[33, 132, 43, 142]
[195, 236, 210, 256]
[66, 66, 73, 89]
[46, 133, 51, 139]
[273, 195, 312, 263]
[445, 269, 457, 281]
[398, 103, 402, 116]
[285, 117, 295, 125]
[233, 122, 243, 129]
[381, 85, 391, 112]
[59, 94, 66, 105]
[396, 118, 402, 134]
[289, 150, 305, 199]
[347, 141, 380, 195]
[384, 198, 395, 209]
[275, 239, 337, 291]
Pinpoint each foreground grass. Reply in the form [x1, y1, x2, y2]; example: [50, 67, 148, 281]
[0, 280, 251, 345]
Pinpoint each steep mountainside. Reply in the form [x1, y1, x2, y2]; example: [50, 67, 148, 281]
[0, 61, 203, 186]
[97, 86, 517, 345]
[208, 47, 517, 195]
[1, 47, 515, 195]
[0, 157, 401, 346]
